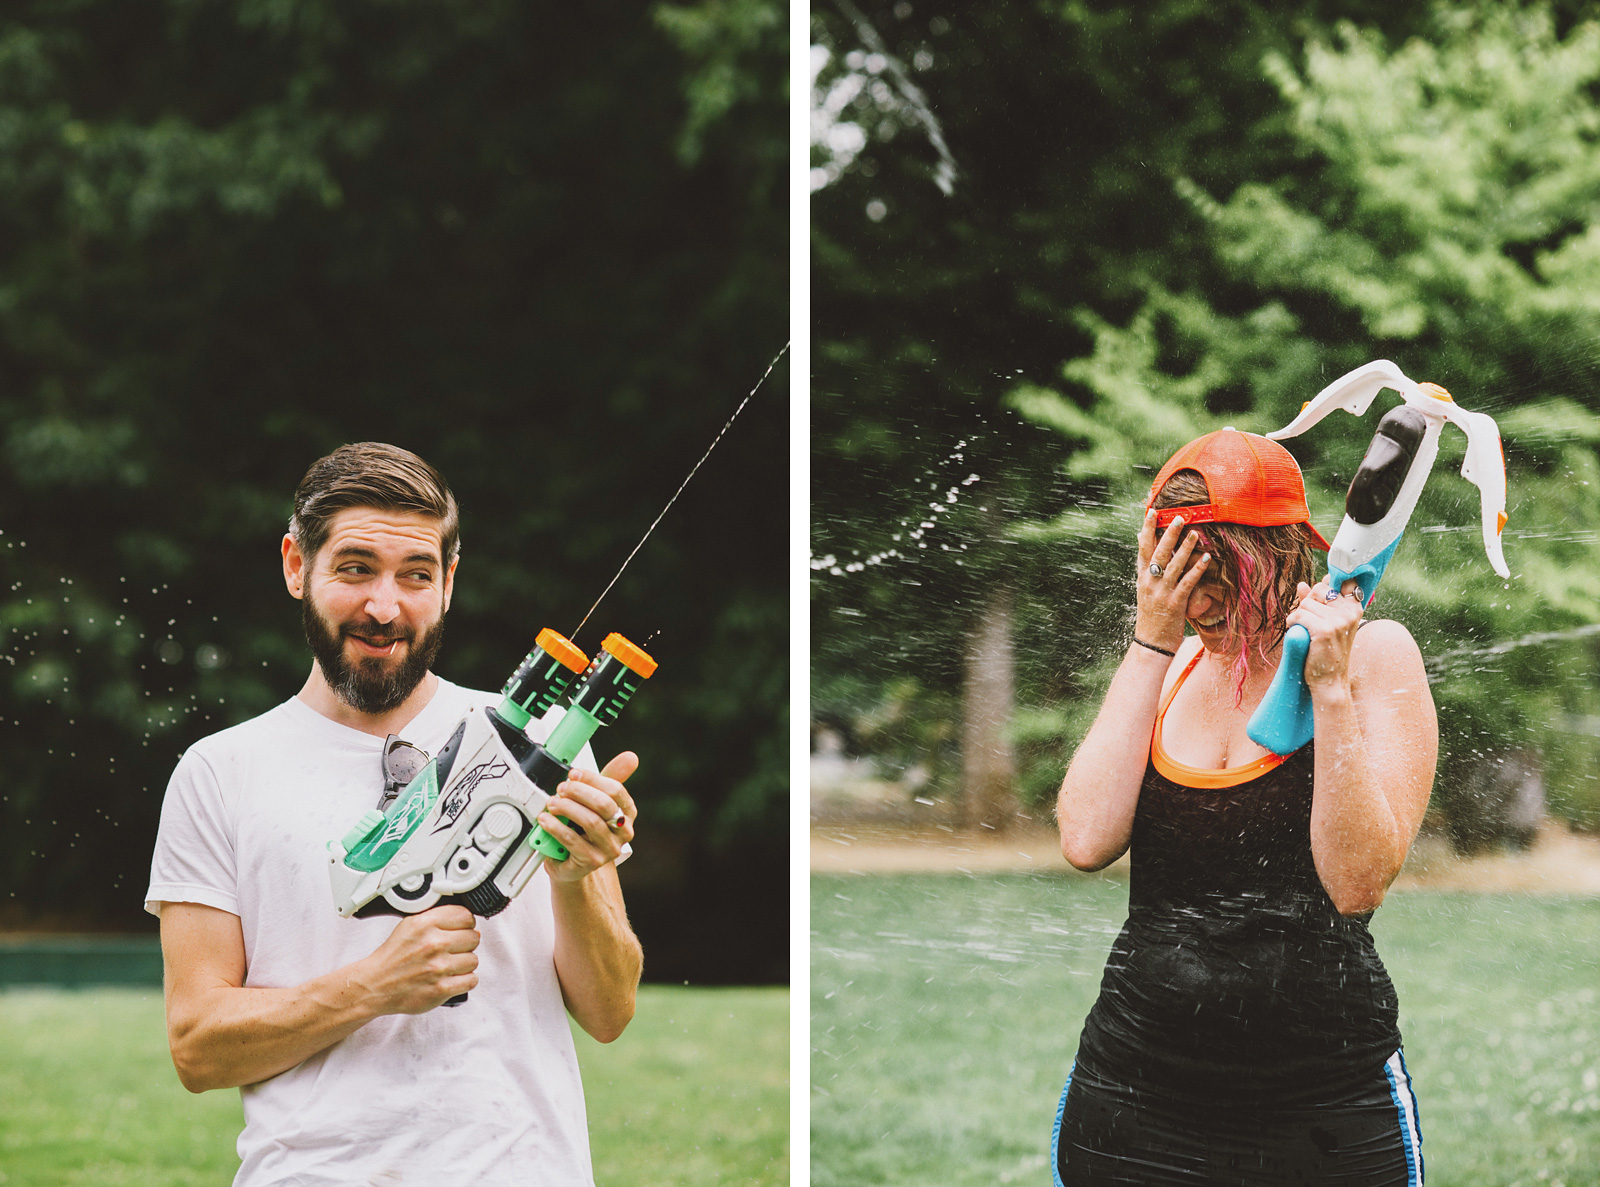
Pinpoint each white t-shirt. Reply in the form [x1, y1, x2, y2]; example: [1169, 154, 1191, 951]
[146, 678, 598, 1187]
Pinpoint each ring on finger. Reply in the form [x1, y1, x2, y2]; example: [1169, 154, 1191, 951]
[1324, 588, 1341, 603]
[1149, 562, 1165, 578]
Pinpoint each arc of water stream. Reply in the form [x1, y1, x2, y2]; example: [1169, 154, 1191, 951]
[1425, 622, 1600, 681]
[831, 0, 958, 196]
[570, 342, 789, 641]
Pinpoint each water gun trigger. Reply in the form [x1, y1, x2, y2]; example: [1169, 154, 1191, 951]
[1266, 359, 1417, 442]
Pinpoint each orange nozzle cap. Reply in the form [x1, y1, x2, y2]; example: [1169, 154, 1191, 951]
[601, 632, 657, 678]
[1419, 382, 1454, 403]
[535, 628, 590, 674]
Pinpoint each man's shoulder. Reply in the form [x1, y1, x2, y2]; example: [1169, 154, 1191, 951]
[420, 678, 497, 732]
[179, 699, 307, 767]
[431, 677, 500, 713]
[176, 680, 530, 769]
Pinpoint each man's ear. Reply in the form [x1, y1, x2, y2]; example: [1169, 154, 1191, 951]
[442, 553, 459, 613]
[282, 534, 308, 600]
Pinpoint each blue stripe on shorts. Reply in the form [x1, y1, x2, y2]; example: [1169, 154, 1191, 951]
[1384, 1048, 1424, 1186]
[1051, 1060, 1075, 1187]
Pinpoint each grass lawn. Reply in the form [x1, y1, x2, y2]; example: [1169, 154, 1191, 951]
[812, 872, 1600, 1187]
[0, 983, 788, 1187]
[576, 985, 789, 1186]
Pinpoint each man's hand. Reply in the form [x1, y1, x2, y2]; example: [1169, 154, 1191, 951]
[161, 900, 480, 1093]
[542, 751, 644, 1040]
[352, 905, 481, 1013]
[538, 751, 639, 884]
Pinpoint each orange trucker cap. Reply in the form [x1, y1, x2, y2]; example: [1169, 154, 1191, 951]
[1144, 428, 1332, 551]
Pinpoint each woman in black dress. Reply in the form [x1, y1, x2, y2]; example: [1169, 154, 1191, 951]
[1053, 428, 1434, 1186]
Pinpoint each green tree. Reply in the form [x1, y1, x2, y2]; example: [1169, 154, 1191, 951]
[809, 0, 1436, 822]
[0, 0, 787, 981]
[1013, 4, 1600, 840]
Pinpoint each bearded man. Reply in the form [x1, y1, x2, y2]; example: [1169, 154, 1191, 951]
[146, 442, 641, 1186]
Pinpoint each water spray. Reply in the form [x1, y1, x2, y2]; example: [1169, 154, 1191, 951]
[571, 342, 789, 639]
[828, 0, 958, 196]
[1246, 359, 1510, 755]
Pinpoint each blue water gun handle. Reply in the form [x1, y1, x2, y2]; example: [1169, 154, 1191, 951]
[1243, 538, 1401, 755]
[1248, 625, 1315, 755]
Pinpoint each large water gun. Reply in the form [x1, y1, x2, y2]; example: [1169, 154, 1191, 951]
[327, 628, 656, 923]
[1245, 360, 1509, 756]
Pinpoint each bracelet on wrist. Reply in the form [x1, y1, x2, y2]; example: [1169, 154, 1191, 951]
[1132, 636, 1176, 658]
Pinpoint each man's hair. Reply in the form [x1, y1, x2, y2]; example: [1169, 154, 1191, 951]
[1152, 468, 1319, 705]
[290, 442, 460, 565]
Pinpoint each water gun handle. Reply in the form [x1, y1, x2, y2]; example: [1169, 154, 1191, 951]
[1246, 625, 1315, 755]
[1244, 550, 1386, 755]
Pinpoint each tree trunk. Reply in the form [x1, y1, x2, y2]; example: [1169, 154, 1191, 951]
[961, 584, 1017, 830]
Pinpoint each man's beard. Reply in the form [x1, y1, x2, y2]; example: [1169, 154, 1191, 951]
[302, 590, 445, 715]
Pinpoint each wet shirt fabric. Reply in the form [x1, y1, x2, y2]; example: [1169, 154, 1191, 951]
[145, 679, 599, 1187]
[1058, 660, 1421, 1184]
[1073, 740, 1404, 1109]
[1053, 1049, 1422, 1186]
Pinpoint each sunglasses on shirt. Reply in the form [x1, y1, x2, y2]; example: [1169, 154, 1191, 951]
[377, 735, 430, 810]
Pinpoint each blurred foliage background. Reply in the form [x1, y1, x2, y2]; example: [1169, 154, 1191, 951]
[0, 0, 787, 984]
[812, 0, 1600, 848]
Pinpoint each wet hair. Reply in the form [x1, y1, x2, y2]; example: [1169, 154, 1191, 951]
[1152, 469, 1319, 705]
[290, 442, 460, 565]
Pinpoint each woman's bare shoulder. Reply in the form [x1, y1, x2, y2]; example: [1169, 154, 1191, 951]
[1351, 617, 1428, 683]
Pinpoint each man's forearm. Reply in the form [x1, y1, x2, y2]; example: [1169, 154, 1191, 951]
[551, 866, 642, 1043]
[163, 901, 482, 1092]
[167, 964, 382, 1092]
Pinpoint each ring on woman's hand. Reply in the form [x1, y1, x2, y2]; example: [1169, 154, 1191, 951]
[1324, 588, 1341, 603]
[1149, 562, 1165, 578]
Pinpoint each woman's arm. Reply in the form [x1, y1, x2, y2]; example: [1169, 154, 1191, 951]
[1057, 638, 1197, 869]
[1057, 511, 1210, 871]
[1289, 583, 1438, 914]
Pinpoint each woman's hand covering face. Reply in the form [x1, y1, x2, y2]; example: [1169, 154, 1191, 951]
[1135, 510, 1212, 653]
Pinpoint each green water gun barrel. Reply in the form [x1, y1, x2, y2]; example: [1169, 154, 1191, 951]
[497, 628, 591, 729]
[526, 632, 657, 862]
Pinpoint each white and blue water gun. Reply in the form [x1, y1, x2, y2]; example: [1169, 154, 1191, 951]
[1245, 360, 1510, 756]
